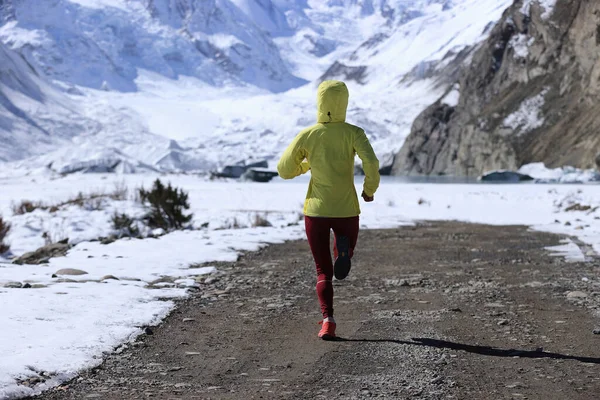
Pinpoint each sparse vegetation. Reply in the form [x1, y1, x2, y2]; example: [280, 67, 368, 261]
[12, 183, 131, 216]
[111, 213, 140, 238]
[138, 179, 193, 231]
[252, 214, 272, 228]
[110, 180, 128, 201]
[12, 200, 46, 215]
[0, 215, 11, 254]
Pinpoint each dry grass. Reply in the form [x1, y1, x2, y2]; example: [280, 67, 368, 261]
[0, 215, 11, 254]
[252, 214, 272, 228]
[11, 183, 131, 215]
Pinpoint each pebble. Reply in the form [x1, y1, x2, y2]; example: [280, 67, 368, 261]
[185, 352, 201, 356]
[566, 291, 587, 299]
[182, 318, 196, 322]
[2, 282, 22, 288]
[593, 329, 600, 335]
[498, 319, 510, 326]
[55, 268, 88, 276]
[101, 275, 119, 281]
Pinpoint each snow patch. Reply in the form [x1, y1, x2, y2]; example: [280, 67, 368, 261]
[503, 90, 547, 134]
[441, 84, 460, 107]
[519, 163, 600, 183]
[520, 0, 557, 20]
[509, 34, 530, 59]
[545, 239, 586, 262]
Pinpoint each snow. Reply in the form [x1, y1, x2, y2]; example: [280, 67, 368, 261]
[521, 0, 557, 20]
[441, 84, 460, 107]
[509, 34, 530, 59]
[0, 0, 513, 173]
[519, 163, 600, 183]
[503, 90, 547, 134]
[545, 239, 586, 263]
[3, 175, 600, 398]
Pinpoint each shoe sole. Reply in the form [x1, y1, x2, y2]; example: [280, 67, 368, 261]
[319, 334, 336, 341]
[334, 235, 351, 280]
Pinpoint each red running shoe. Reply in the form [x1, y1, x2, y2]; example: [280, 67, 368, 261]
[318, 320, 336, 340]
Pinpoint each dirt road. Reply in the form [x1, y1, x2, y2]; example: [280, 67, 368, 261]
[33, 222, 600, 399]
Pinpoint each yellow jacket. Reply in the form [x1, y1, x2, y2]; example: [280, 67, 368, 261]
[277, 80, 380, 217]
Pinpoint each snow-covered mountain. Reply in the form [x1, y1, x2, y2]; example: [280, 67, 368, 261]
[0, 0, 511, 174]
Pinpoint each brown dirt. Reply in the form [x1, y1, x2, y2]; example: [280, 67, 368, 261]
[31, 222, 600, 400]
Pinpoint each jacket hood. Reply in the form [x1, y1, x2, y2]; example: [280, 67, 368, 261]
[316, 80, 349, 123]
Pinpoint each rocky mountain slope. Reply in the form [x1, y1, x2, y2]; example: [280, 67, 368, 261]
[393, 0, 600, 176]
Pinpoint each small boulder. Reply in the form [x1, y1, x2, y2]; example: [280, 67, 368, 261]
[13, 243, 71, 265]
[566, 291, 587, 299]
[2, 281, 23, 288]
[55, 268, 88, 276]
[479, 171, 534, 182]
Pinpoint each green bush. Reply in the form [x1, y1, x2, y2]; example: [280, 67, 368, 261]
[111, 213, 140, 238]
[137, 179, 193, 230]
[0, 215, 11, 254]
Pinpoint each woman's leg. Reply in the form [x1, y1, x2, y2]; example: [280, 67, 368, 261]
[305, 216, 334, 319]
[332, 216, 360, 260]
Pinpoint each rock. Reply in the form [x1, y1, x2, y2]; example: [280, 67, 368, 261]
[101, 275, 119, 281]
[13, 243, 71, 265]
[479, 171, 533, 182]
[566, 291, 588, 299]
[182, 318, 196, 322]
[593, 329, 600, 335]
[55, 278, 78, 283]
[55, 268, 88, 276]
[100, 235, 117, 245]
[150, 276, 175, 285]
[498, 319, 510, 326]
[2, 281, 23, 288]
[30, 284, 48, 289]
[22, 283, 32, 289]
[144, 327, 154, 335]
[392, 0, 600, 176]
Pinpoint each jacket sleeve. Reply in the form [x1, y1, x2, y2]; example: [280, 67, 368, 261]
[354, 128, 380, 197]
[277, 132, 310, 179]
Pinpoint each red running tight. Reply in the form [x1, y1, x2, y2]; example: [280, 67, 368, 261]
[304, 216, 359, 319]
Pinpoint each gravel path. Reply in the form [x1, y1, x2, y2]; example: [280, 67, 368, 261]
[31, 222, 600, 399]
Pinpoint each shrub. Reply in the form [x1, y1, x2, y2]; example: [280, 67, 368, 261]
[110, 181, 128, 201]
[111, 213, 140, 238]
[0, 215, 11, 254]
[12, 200, 46, 215]
[137, 179, 193, 230]
[252, 214, 272, 227]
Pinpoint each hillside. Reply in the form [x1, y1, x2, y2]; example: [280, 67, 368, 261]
[393, 0, 600, 176]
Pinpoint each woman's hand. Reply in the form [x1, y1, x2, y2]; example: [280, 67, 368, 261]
[361, 191, 374, 202]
